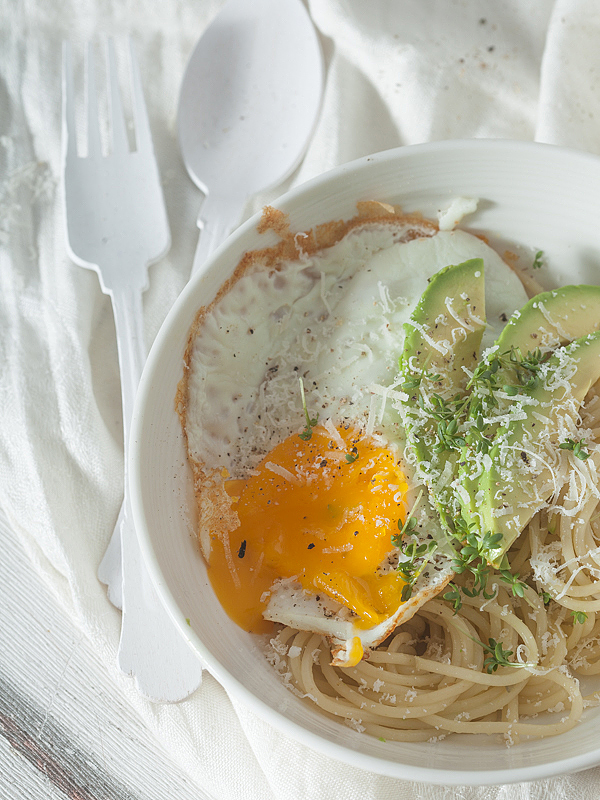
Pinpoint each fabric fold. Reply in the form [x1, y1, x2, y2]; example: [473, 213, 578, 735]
[536, 0, 600, 153]
[4, 1, 600, 798]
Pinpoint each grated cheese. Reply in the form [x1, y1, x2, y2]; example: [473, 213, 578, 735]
[265, 461, 300, 484]
[323, 418, 346, 450]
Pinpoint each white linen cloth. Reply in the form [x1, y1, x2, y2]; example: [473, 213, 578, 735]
[3, 0, 600, 797]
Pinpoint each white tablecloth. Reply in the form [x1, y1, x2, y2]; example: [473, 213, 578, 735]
[3, 0, 600, 797]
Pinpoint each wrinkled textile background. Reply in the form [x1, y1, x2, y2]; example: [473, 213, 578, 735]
[2, 0, 600, 797]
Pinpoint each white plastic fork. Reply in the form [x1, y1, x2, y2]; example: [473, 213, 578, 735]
[61, 39, 204, 701]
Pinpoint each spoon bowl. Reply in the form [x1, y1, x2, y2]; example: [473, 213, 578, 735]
[177, 0, 323, 274]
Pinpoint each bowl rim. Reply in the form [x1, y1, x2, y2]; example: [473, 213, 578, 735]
[130, 138, 600, 786]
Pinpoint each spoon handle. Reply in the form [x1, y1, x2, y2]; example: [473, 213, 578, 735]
[191, 194, 247, 276]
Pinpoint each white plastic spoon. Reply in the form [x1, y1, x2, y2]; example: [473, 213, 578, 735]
[177, 0, 324, 275]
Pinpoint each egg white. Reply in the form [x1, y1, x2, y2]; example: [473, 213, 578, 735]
[183, 216, 529, 665]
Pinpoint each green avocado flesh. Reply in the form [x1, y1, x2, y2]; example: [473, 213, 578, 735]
[400, 258, 486, 392]
[486, 284, 600, 390]
[461, 331, 600, 566]
[497, 284, 600, 351]
[399, 258, 486, 524]
[398, 262, 600, 567]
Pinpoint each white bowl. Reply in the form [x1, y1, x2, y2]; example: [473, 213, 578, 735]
[130, 139, 600, 785]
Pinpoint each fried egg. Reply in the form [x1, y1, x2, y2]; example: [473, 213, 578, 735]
[180, 207, 529, 667]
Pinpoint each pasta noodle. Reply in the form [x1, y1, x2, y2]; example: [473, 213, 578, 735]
[265, 391, 600, 743]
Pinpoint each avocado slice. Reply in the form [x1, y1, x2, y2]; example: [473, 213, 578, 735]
[458, 284, 600, 531]
[498, 284, 600, 347]
[398, 258, 486, 521]
[401, 258, 486, 394]
[459, 330, 600, 566]
[484, 284, 600, 387]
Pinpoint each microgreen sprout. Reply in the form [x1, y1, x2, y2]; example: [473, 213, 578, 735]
[466, 414, 494, 454]
[391, 489, 424, 547]
[461, 564, 496, 601]
[410, 344, 553, 457]
[442, 525, 535, 613]
[400, 583, 413, 602]
[401, 375, 422, 391]
[392, 492, 437, 601]
[399, 367, 442, 392]
[452, 515, 477, 540]
[345, 447, 359, 463]
[454, 530, 504, 568]
[428, 393, 460, 421]
[458, 631, 535, 673]
[298, 377, 318, 441]
[469, 354, 501, 389]
[463, 633, 523, 673]
[443, 583, 463, 613]
[540, 590, 552, 606]
[498, 569, 528, 599]
[448, 527, 503, 604]
[559, 438, 590, 460]
[391, 515, 417, 544]
[481, 638, 517, 674]
[532, 250, 544, 270]
[416, 392, 470, 453]
[571, 610, 588, 624]
[459, 345, 553, 458]
[397, 540, 437, 601]
[433, 417, 466, 452]
[397, 540, 437, 583]
[470, 346, 549, 395]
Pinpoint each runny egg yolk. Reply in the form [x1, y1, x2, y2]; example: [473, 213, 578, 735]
[207, 424, 410, 634]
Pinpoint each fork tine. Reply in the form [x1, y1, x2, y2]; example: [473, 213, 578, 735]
[86, 42, 103, 158]
[106, 37, 130, 154]
[62, 41, 77, 159]
[128, 38, 152, 155]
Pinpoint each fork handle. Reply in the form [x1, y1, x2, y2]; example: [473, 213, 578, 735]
[110, 284, 146, 452]
[98, 283, 144, 608]
[110, 284, 204, 701]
